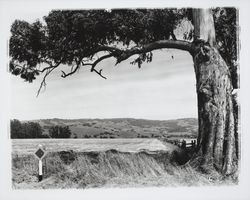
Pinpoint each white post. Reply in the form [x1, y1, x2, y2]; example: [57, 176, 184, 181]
[38, 159, 43, 181]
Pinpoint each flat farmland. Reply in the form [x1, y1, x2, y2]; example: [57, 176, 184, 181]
[12, 138, 177, 155]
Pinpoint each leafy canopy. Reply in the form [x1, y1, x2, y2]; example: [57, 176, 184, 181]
[9, 8, 238, 90]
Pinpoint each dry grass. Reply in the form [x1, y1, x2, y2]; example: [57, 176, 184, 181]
[12, 150, 236, 189]
[12, 138, 173, 154]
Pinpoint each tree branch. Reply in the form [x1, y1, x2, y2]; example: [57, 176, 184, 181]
[36, 39, 192, 95]
[114, 40, 192, 64]
[92, 68, 107, 79]
[37, 65, 55, 73]
[36, 68, 54, 97]
[36, 61, 62, 96]
[90, 54, 114, 72]
[61, 65, 80, 78]
[81, 40, 192, 76]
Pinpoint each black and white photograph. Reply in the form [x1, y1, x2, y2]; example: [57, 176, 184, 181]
[0, 0, 250, 199]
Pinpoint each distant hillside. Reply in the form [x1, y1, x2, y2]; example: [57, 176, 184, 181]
[26, 118, 198, 139]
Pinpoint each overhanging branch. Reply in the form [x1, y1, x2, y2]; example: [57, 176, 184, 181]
[114, 40, 192, 64]
[82, 39, 192, 76]
[90, 54, 114, 72]
[61, 65, 80, 78]
[35, 39, 192, 95]
[92, 68, 107, 79]
[36, 60, 62, 96]
[61, 58, 82, 78]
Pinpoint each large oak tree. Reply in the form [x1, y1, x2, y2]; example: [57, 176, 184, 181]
[9, 8, 239, 175]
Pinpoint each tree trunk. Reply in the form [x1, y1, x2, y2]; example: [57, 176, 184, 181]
[192, 9, 238, 175]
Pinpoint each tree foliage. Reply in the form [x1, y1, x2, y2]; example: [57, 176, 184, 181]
[49, 125, 72, 138]
[10, 119, 23, 138]
[9, 8, 238, 93]
[9, 9, 185, 90]
[10, 119, 71, 138]
[10, 119, 47, 138]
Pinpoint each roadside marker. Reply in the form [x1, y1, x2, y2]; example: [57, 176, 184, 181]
[34, 145, 46, 182]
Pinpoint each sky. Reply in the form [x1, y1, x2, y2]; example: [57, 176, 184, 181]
[9, 8, 198, 121]
[10, 49, 197, 120]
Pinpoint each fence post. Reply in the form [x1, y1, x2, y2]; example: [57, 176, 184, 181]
[181, 140, 186, 148]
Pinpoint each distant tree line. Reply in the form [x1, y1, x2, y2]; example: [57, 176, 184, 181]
[11, 119, 45, 138]
[48, 125, 72, 138]
[10, 119, 72, 139]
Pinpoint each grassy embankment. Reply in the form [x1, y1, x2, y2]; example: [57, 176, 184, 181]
[12, 149, 236, 189]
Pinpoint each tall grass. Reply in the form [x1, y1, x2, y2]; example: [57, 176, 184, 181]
[12, 150, 236, 189]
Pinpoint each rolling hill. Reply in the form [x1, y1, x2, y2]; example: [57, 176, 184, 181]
[27, 118, 198, 139]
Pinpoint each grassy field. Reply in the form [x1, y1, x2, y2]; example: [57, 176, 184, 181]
[11, 138, 235, 189]
[12, 138, 176, 154]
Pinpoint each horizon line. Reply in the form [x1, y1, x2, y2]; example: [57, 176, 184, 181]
[11, 117, 198, 122]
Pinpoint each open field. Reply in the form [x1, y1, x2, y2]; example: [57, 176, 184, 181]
[12, 138, 176, 155]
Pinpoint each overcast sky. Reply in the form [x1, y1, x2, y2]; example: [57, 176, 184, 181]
[9, 9, 198, 121]
[10, 49, 197, 120]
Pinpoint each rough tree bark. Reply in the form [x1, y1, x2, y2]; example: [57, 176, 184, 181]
[192, 9, 238, 175]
